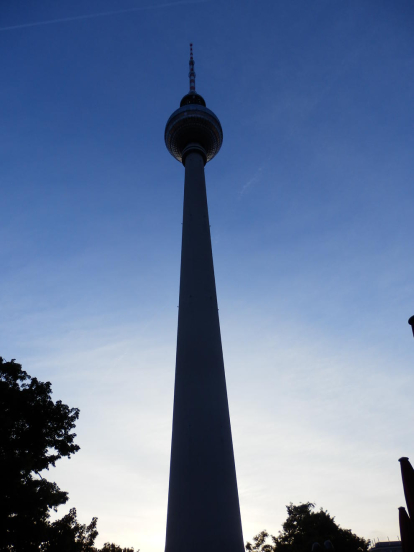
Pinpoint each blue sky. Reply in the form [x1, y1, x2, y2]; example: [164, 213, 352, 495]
[1, 0, 413, 548]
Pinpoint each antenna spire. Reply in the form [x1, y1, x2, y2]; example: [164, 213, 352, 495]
[189, 43, 196, 92]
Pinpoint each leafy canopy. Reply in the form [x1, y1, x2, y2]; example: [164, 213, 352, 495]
[246, 502, 370, 552]
[1, 357, 81, 548]
[45, 508, 98, 552]
[0, 357, 137, 552]
[99, 544, 137, 552]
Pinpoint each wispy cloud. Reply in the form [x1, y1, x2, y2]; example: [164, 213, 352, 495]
[240, 166, 263, 197]
[0, 0, 208, 32]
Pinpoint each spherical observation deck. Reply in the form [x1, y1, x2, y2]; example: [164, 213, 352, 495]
[165, 92, 223, 165]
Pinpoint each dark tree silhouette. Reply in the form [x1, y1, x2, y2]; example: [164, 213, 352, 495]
[246, 503, 370, 552]
[98, 544, 137, 552]
[45, 508, 98, 552]
[0, 357, 81, 549]
[0, 357, 136, 551]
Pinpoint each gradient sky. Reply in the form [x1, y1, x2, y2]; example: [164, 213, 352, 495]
[1, 0, 414, 549]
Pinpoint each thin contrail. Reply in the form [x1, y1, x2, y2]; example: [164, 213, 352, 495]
[0, 0, 208, 32]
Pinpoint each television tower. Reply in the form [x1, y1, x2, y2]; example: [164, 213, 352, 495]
[164, 45, 244, 552]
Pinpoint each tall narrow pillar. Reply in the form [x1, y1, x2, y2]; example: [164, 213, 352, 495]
[164, 46, 244, 552]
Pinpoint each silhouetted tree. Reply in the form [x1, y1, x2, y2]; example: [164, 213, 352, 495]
[45, 508, 98, 552]
[98, 544, 137, 552]
[0, 357, 81, 549]
[0, 357, 136, 551]
[246, 503, 370, 552]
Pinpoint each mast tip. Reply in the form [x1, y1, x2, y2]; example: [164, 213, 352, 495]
[189, 43, 196, 92]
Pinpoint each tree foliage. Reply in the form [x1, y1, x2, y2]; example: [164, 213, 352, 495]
[45, 508, 98, 552]
[0, 357, 136, 552]
[98, 544, 137, 552]
[1, 357, 81, 549]
[246, 503, 370, 552]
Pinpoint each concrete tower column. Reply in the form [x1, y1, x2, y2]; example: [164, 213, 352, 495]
[164, 47, 244, 552]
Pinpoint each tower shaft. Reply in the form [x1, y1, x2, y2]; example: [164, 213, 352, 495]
[165, 151, 244, 552]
